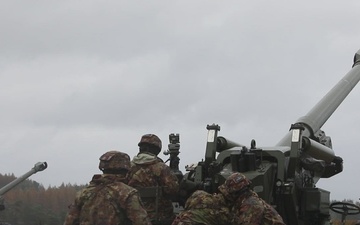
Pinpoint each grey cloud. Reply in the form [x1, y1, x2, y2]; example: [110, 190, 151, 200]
[0, 0, 359, 202]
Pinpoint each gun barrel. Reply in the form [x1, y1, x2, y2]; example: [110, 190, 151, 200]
[217, 136, 244, 152]
[0, 162, 47, 196]
[277, 50, 360, 147]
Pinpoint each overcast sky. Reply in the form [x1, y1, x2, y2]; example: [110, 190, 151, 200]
[1, 1, 359, 202]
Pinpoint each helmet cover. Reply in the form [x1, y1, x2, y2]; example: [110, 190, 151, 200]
[98, 150, 131, 172]
[138, 134, 162, 149]
[219, 172, 251, 195]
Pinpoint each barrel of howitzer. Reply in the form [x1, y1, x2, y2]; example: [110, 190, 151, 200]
[277, 50, 360, 158]
[0, 162, 47, 196]
[217, 136, 244, 152]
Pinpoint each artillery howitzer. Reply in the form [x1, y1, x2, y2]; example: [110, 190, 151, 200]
[166, 49, 360, 225]
[0, 162, 47, 211]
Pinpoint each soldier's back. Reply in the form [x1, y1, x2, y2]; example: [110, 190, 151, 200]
[128, 153, 179, 223]
[172, 190, 231, 225]
[77, 177, 135, 225]
[232, 191, 285, 225]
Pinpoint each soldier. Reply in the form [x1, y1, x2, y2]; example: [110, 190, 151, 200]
[218, 172, 285, 225]
[171, 190, 231, 225]
[63, 150, 152, 225]
[128, 134, 179, 225]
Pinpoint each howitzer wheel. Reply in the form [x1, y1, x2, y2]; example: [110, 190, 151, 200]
[330, 202, 360, 215]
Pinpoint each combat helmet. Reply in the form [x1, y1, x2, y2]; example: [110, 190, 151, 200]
[138, 134, 162, 155]
[98, 150, 131, 173]
[138, 134, 162, 149]
[218, 172, 251, 199]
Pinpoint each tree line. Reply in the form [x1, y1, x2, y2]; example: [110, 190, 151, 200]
[0, 173, 85, 225]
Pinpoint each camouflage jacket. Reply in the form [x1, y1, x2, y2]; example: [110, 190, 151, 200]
[128, 152, 179, 223]
[231, 190, 285, 225]
[171, 190, 231, 225]
[63, 174, 151, 225]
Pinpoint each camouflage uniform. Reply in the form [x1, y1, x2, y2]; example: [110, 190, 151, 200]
[63, 151, 152, 225]
[128, 152, 179, 223]
[171, 190, 231, 225]
[230, 190, 285, 225]
[218, 172, 285, 225]
[64, 174, 151, 225]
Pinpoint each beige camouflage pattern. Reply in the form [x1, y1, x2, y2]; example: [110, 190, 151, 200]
[172, 190, 231, 225]
[128, 152, 179, 223]
[63, 174, 151, 225]
[231, 190, 285, 225]
[218, 172, 251, 195]
[98, 150, 131, 171]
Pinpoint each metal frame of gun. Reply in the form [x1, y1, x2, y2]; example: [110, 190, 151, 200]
[176, 50, 360, 225]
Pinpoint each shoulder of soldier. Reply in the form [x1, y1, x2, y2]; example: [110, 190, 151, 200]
[97, 182, 143, 212]
[76, 182, 97, 197]
[185, 190, 220, 209]
[109, 181, 138, 193]
[148, 159, 171, 172]
[213, 192, 227, 204]
[237, 192, 264, 209]
[108, 182, 140, 203]
[138, 159, 171, 176]
[73, 183, 100, 206]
